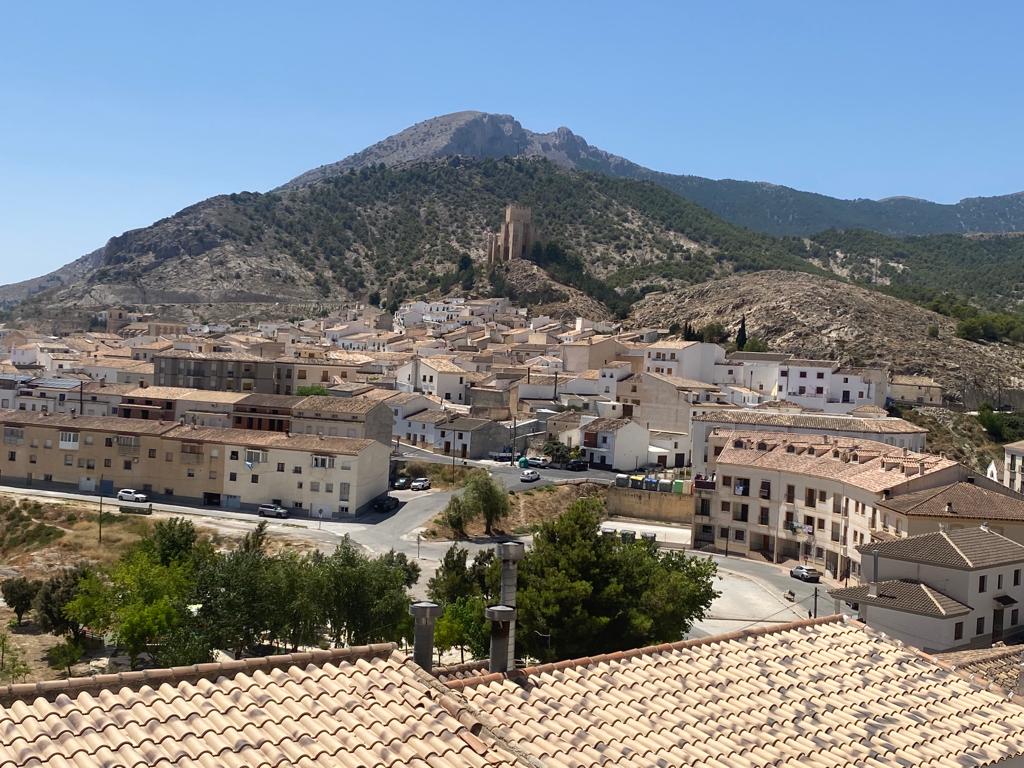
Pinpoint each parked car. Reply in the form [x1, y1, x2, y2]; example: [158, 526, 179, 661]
[565, 459, 588, 472]
[258, 503, 289, 519]
[392, 477, 411, 490]
[526, 456, 551, 468]
[410, 477, 432, 491]
[116, 489, 147, 502]
[520, 468, 541, 482]
[371, 495, 400, 512]
[790, 565, 821, 583]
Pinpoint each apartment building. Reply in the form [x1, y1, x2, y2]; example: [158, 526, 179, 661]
[396, 357, 474, 404]
[698, 431, 966, 579]
[290, 395, 393, 445]
[830, 526, 1024, 651]
[642, 340, 723, 380]
[690, 409, 928, 474]
[713, 353, 885, 413]
[1004, 439, 1024, 494]
[0, 410, 388, 516]
[154, 351, 276, 393]
[579, 418, 649, 471]
[629, 372, 726, 433]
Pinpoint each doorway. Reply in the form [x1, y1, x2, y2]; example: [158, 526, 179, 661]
[994, 609, 1005, 642]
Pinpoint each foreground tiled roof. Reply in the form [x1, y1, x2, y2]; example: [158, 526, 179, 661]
[0, 645, 521, 768]
[829, 579, 971, 617]
[856, 526, 1024, 570]
[447, 617, 1024, 767]
[879, 481, 1024, 521]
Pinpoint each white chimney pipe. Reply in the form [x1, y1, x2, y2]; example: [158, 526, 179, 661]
[868, 550, 880, 598]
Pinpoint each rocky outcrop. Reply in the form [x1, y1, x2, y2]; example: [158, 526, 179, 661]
[629, 270, 1024, 400]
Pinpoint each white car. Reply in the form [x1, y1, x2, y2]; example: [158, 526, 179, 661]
[410, 477, 432, 491]
[526, 456, 551, 468]
[117, 489, 147, 502]
[520, 468, 540, 482]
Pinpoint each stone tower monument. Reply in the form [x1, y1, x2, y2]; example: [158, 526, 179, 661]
[486, 204, 533, 266]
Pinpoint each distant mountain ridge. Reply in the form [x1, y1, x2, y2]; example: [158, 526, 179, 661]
[283, 111, 1024, 237]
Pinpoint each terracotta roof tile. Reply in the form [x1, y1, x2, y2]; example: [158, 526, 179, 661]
[0, 646, 520, 768]
[829, 579, 971, 617]
[448, 616, 1024, 766]
[856, 526, 1024, 569]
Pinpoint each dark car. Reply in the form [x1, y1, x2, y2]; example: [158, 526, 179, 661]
[790, 565, 821, 583]
[565, 459, 588, 471]
[371, 495, 400, 513]
[392, 477, 411, 490]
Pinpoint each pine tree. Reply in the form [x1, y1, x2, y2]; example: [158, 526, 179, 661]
[736, 315, 748, 351]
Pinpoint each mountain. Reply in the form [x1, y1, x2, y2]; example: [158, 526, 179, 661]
[628, 271, 1024, 404]
[3, 157, 818, 327]
[283, 111, 1024, 237]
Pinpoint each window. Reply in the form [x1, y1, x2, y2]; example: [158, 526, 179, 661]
[979, 575, 988, 593]
[59, 431, 79, 449]
[998, 574, 1004, 590]
[277, 462, 285, 472]
[229, 472, 237, 482]
[105, 437, 113, 447]
[815, 387, 824, 395]
[732, 505, 748, 523]
[293, 466, 302, 474]
[310, 481, 320, 492]
[1015, 569, 1021, 587]
[718, 527, 729, 539]
[251, 474, 259, 484]
[123, 460, 132, 470]
[209, 471, 217, 480]
[734, 529, 745, 542]
[785, 485, 795, 503]
[5, 451, 12, 461]
[325, 482, 333, 493]
[186, 468, 195, 478]
[759, 507, 769, 525]
[817, 518, 825, 530]
[244, 449, 266, 465]
[759, 480, 771, 499]
[976, 616, 985, 635]
[954, 622, 963, 640]
[721, 475, 732, 488]
[799, 371, 807, 378]
[230, 451, 239, 461]
[805, 488, 816, 507]
[818, 490, 826, 504]
[339, 482, 350, 500]
[165, 452, 173, 462]
[148, 449, 157, 459]
[816, 372, 824, 379]
[313, 455, 335, 469]
[720, 501, 731, 513]
[103, 458, 111, 468]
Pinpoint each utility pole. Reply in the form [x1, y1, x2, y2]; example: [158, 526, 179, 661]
[813, 587, 818, 618]
[417, 532, 421, 560]
[98, 474, 104, 544]
[451, 452, 456, 484]
[510, 415, 517, 466]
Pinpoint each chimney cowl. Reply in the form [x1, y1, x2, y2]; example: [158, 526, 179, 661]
[485, 605, 516, 623]
[867, 550, 880, 599]
[945, 501, 954, 513]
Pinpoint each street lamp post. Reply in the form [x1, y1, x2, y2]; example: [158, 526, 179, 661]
[98, 474, 104, 544]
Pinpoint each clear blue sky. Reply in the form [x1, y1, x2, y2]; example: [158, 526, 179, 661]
[2, 1, 1022, 283]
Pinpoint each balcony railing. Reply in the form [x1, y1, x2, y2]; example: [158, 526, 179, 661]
[693, 479, 717, 492]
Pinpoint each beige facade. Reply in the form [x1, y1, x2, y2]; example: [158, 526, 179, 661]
[890, 375, 943, 405]
[0, 411, 388, 517]
[486, 204, 533, 265]
[699, 430, 966, 579]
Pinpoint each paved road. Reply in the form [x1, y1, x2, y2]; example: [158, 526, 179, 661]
[0, 474, 838, 613]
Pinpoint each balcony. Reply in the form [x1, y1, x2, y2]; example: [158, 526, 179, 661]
[180, 451, 205, 465]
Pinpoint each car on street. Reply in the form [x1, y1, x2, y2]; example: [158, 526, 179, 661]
[392, 477, 411, 490]
[410, 477, 432, 491]
[520, 468, 540, 482]
[371, 495, 400, 512]
[790, 565, 821, 583]
[116, 489, 147, 502]
[565, 459, 588, 471]
[526, 456, 551, 468]
[257, 503, 289, 519]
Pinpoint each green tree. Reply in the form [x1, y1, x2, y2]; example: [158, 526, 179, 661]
[47, 639, 83, 678]
[379, 550, 421, 589]
[1, 577, 40, 624]
[462, 471, 511, 535]
[742, 337, 769, 353]
[542, 439, 571, 465]
[427, 545, 476, 605]
[736, 315, 748, 351]
[517, 498, 718, 662]
[0, 631, 29, 683]
[700, 323, 729, 344]
[146, 517, 198, 566]
[440, 496, 470, 538]
[267, 551, 324, 651]
[296, 385, 331, 396]
[34, 566, 90, 642]
[435, 595, 489, 663]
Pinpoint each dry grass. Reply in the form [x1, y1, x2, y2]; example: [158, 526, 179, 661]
[425, 482, 608, 539]
[400, 460, 478, 490]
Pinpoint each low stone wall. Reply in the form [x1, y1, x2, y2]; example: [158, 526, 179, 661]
[604, 486, 693, 524]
